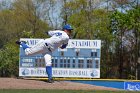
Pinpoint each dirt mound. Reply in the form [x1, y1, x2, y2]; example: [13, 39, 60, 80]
[0, 78, 120, 90]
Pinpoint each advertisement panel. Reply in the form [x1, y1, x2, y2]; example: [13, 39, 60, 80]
[124, 82, 140, 91]
[19, 68, 100, 78]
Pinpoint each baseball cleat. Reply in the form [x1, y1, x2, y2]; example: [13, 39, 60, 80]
[45, 79, 54, 83]
[15, 41, 21, 45]
[48, 79, 54, 83]
[15, 41, 26, 45]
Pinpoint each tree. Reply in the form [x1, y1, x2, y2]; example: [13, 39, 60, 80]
[61, 0, 109, 39]
[126, 5, 140, 79]
[0, 42, 19, 77]
[109, 0, 140, 79]
[61, 0, 115, 78]
[12, 0, 49, 38]
[0, 0, 51, 77]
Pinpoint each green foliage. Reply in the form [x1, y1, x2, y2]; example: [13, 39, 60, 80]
[0, 0, 50, 77]
[127, 6, 140, 31]
[0, 0, 49, 41]
[107, 5, 140, 79]
[12, 0, 49, 38]
[63, 0, 113, 41]
[0, 43, 19, 77]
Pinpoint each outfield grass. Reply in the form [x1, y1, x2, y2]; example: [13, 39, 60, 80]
[0, 89, 139, 93]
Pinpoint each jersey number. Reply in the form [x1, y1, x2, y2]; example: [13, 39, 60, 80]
[55, 32, 62, 36]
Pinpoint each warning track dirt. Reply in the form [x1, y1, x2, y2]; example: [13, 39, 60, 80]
[0, 78, 120, 91]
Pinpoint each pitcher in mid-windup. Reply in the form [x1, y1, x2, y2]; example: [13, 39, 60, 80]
[16, 24, 73, 83]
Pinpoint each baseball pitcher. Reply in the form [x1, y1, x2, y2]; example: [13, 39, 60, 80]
[16, 24, 73, 83]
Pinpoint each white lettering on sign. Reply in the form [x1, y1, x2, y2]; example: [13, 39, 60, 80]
[124, 82, 140, 91]
[22, 63, 33, 67]
[22, 58, 33, 62]
[127, 84, 140, 91]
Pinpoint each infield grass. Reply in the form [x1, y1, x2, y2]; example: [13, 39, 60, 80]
[0, 89, 139, 93]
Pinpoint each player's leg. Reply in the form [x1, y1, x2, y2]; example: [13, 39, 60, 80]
[16, 41, 33, 55]
[16, 40, 47, 56]
[44, 54, 54, 83]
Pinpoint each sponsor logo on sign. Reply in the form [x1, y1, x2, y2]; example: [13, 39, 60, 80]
[90, 70, 98, 77]
[124, 82, 140, 91]
[21, 69, 30, 75]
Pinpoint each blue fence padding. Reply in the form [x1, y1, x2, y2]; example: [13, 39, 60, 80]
[71, 80, 124, 89]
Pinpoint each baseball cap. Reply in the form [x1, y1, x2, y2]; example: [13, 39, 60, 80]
[63, 24, 73, 30]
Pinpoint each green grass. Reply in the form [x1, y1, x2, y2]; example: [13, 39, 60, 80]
[0, 89, 139, 93]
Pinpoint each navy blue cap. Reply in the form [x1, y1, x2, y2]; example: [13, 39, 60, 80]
[63, 24, 73, 30]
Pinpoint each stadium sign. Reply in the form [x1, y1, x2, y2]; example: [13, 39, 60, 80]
[19, 38, 101, 49]
[19, 38, 101, 78]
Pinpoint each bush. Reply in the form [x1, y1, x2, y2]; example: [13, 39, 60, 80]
[0, 43, 19, 77]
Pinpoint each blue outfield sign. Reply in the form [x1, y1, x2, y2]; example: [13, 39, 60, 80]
[124, 82, 140, 91]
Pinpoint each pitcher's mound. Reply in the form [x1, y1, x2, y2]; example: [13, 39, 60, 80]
[0, 78, 120, 91]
